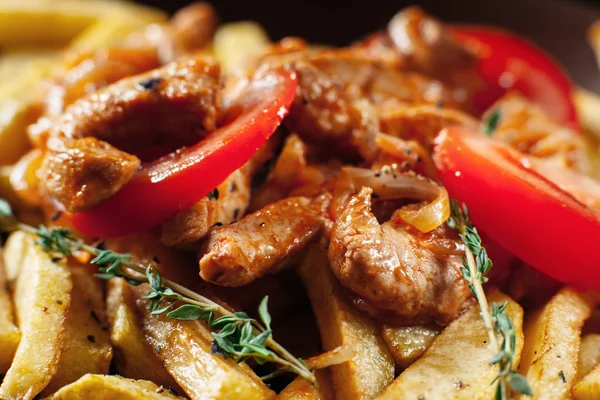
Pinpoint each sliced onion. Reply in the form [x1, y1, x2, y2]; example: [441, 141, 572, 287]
[343, 165, 450, 232]
[304, 345, 354, 370]
[393, 185, 450, 233]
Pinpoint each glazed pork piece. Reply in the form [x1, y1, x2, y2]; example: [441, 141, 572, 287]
[328, 187, 472, 325]
[42, 55, 221, 212]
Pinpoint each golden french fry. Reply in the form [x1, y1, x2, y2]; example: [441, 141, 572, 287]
[106, 278, 180, 390]
[574, 363, 600, 400]
[0, 0, 165, 47]
[578, 334, 600, 381]
[376, 291, 524, 400]
[298, 246, 395, 400]
[277, 370, 335, 400]
[44, 374, 184, 400]
[0, 231, 72, 400]
[132, 284, 276, 400]
[0, 249, 20, 374]
[213, 21, 270, 73]
[2, 230, 30, 284]
[517, 287, 594, 400]
[381, 323, 441, 370]
[70, 11, 167, 52]
[41, 266, 112, 395]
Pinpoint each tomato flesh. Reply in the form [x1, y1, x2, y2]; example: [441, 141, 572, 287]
[72, 68, 298, 238]
[452, 26, 580, 130]
[433, 127, 600, 290]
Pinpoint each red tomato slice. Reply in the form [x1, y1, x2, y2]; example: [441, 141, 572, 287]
[433, 127, 600, 290]
[452, 26, 580, 130]
[72, 68, 297, 238]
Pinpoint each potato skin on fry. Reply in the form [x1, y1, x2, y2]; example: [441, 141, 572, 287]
[40, 266, 112, 396]
[44, 374, 184, 400]
[299, 245, 395, 400]
[277, 371, 335, 400]
[0, 232, 72, 400]
[375, 290, 524, 400]
[517, 287, 594, 400]
[132, 284, 276, 400]
[0, 249, 20, 374]
[106, 278, 180, 390]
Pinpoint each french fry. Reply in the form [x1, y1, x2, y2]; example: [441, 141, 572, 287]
[277, 370, 335, 400]
[578, 334, 600, 381]
[45, 374, 184, 400]
[0, 0, 165, 47]
[132, 284, 276, 400]
[213, 21, 270, 73]
[381, 323, 441, 370]
[41, 266, 112, 395]
[574, 363, 600, 400]
[375, 290, 524, 400]
[69, 10, 167, 52]
[2, 230, 30, 284]
[517, 287, 594, 400]
[0, 249, 20, 374]
[106, 278, 180, 390]
[0, 231, 72, 400]
[298, 245, 395, 400]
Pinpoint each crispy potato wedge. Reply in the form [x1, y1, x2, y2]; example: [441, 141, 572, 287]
[41, 266, 112, 395]
[277, 370, 335, 400]
[298, 245, 395, 400]
[0, 0, 165, 47]
[44, 374, 183, 400]
[578, 334, 600, 381]
[574, 363, 600, 400]
[213, 21, 270, 73]
[376, 290, 524, 400]
[0, 55, 57, 166]
[381, 323, 441, 370]
[517, 287, 594, 400]
[0, 249, 20, 374]
[132, 284, 275, 400]
[70, 11, 167, 52]
[106, 278, 180, 389]
[0, 231, 72, 400]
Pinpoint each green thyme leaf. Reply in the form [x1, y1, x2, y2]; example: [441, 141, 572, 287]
[483, 109, 502, 136]
[258, 296, 272, 330]
[167, 304, 205, 320]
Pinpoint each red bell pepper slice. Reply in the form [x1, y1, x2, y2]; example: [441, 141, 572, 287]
[452, 26, 580, 130]
[433, 127, 600, 290]
[72, 68, 298, 238]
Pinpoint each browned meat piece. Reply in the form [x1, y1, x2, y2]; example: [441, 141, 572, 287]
[29, 49, 160, 146]
[124, 2, 218, 63]
[284, 48, 461, 161]
[42, 137, 140, 213]
[42, 56, 221, 211]
[387, 6, 476, 81]
[328, 187, 471, 325]
[170, 2, 219, 52]
[199, 195, 330, 287]
[160, 133, 280, 247]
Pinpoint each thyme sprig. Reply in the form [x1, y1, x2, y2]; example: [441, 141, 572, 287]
[0, 199, 314, 383]
[449, 199, 532, 399]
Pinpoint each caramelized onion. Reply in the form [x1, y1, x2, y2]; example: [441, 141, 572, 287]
[304, 345, 354, 370]
[343, 165, 450, 232]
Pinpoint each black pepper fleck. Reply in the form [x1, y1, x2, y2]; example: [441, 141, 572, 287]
[50, 210, 63, 222]
[56, 300, 63, 305]
[137, 77, 163, 91]
[90, 311, 101, 324]
[559, 370, 566, 383]
[207, 188, 219, 200]
[233, 208, 240, 219]
[210, 222, 223, 228]
[260, 222, 265, 227]
[87, 335, 96, 343]
[230, 182, 238, 192]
